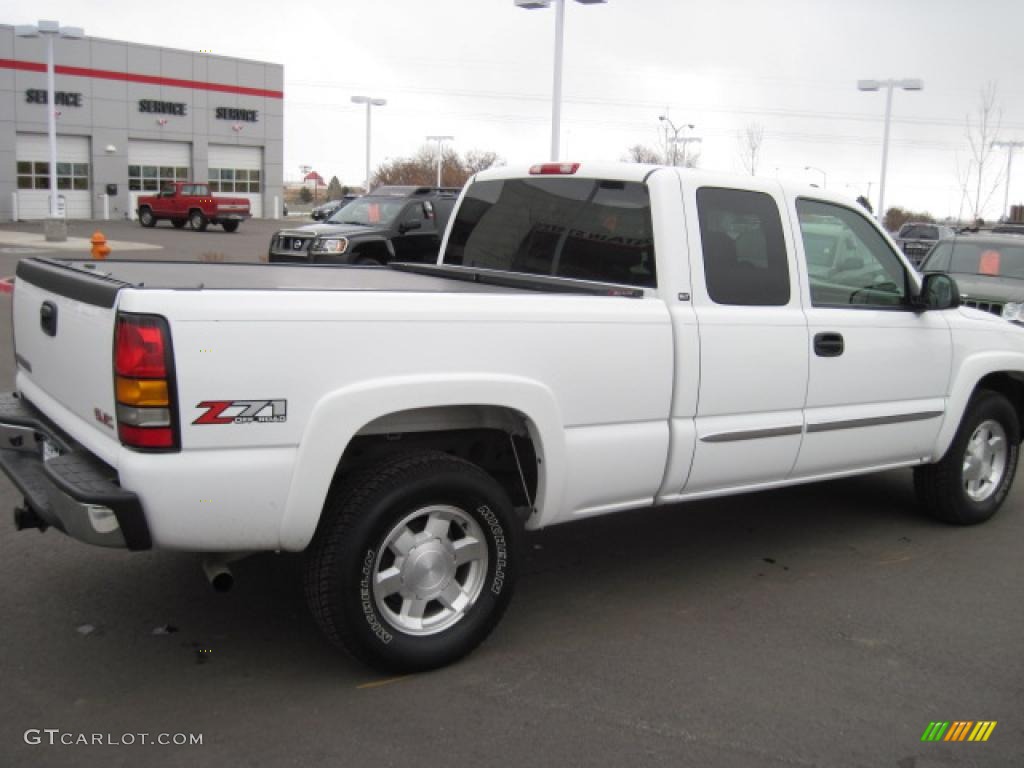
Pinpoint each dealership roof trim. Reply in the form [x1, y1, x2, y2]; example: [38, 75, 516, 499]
[0, 58, 284, 99]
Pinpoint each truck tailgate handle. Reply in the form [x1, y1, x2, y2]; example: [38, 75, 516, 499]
[813, 332, 844, 357]
[40, 301, 58, 337]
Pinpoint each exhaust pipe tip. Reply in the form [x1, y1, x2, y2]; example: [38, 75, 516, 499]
[202, 558, 234, 593]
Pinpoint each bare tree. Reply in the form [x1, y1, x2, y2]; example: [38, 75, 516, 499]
[963, 82, 1004, 220]
[622, 144, 663, 164]
[737, 122, 764, 176]
[371, 147, 504, 189]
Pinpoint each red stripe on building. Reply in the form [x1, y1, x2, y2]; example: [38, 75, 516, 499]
[0, 58, 283, 99]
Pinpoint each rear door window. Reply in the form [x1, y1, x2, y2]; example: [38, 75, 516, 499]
[696, 187, 790, 306]
[443, 177, 656, 288]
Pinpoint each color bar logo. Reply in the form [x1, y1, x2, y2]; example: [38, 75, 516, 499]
[921, 721, 997, 742]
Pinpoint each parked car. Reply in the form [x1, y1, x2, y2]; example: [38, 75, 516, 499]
[269, 186, 459, 265]
[137, 182, 251, 232]
[992, 223, 1024, 236]
[895, 222, 955, 267]
[919, 234, 1024, 320]
[311, 195, 359, 221]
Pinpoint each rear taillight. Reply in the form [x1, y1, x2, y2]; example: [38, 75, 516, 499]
[529, 162, 580, 175]
[114, 313, 179, 451]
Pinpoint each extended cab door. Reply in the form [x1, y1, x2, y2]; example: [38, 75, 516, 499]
[679, 182, 810, 493]
[789, 198, 951, 476]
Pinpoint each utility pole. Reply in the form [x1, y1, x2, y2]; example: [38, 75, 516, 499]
[993, 140, 1024, 221]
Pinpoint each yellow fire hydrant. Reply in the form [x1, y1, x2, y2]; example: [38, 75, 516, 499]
[90, 231, 111, 260]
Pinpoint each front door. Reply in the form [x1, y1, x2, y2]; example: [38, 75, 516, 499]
[790, 198, 952, 477]
[393, 202, 439, 262]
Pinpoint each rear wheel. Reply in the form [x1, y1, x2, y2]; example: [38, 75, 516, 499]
[138, 208, 155, 228]
[221, 221, 240, 233]
[304, 451, 519, 672]
[189, 210, 208, 232]
[171, 219, 185, 229]
[915, 390, 1020, 524]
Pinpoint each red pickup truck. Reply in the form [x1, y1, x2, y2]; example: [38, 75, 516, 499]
[137, 182, 252, 232]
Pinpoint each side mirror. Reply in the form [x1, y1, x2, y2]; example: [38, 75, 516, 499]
[913, 273, 961, 311]
[400, 220, 422, 233]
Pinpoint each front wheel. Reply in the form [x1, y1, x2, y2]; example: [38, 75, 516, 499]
[303, 451, 519, 672]
[221, 221, 239, 233]
[138, 208, 156, 228]
[189, 210, 208, 232]
[915, 390, 1020, 524]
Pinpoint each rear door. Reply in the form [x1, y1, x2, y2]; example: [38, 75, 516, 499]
[681, 183, 809, 493]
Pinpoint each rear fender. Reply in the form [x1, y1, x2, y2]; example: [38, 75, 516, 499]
[278, 374, 565, 551]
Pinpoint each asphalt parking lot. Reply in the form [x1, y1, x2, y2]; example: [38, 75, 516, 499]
[0, 220, 1021, 767]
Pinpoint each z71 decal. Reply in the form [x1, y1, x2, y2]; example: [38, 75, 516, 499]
[193, 399, 287, 425]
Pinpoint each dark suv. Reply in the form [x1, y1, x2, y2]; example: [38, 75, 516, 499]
[269, 186, 460, 265]
[895, 222, 955, 267]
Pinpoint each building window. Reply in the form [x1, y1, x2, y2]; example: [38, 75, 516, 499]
[129, 165, 189, 191]
[208, 167, 260, 193]
[16, 160, 90, 192]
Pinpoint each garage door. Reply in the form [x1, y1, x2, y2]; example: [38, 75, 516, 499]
[127, 140, 191, 221]
[208, 145, 263, 218]
[15, 134, 91, 220]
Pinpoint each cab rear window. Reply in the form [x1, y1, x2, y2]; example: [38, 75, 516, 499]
[442, 178, 656, 288]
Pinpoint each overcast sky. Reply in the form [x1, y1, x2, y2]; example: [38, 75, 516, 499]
[8, 0, 1024, 219]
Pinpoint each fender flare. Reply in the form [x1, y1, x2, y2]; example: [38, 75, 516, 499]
[277, 374, 566, 551]
[933, 350, 1024, 460]
[350, 235, 395, 261]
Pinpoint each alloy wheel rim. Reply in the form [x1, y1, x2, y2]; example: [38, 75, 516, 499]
[372, 504, 489, 636]
[962, 419, 1008, 502]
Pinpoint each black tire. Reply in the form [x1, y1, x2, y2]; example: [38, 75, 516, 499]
[221, 221, 240, 233]
[171, 219, 186, 229]
[189, 210, 208, 232]
[915, 390, 1020, 525]
[355, 256, 382, 266]
[304, 451, 519, 672]
[138, 208, 156, 228]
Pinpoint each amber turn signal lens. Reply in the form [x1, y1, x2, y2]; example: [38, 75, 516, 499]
[116, 376, 169, 407]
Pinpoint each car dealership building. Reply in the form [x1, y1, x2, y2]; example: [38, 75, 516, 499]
[0, 24, 284, 221]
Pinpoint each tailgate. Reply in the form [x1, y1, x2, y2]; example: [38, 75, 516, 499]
[13, 259, 125, 450]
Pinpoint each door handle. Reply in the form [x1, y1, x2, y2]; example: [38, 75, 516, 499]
[814, 332, 844, 357]
[40, 301, 58, 337]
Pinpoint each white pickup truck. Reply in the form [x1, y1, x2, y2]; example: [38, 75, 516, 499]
[2, 162, 1022, 672]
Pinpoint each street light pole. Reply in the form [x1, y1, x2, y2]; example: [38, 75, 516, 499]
[857, 77, 923, 224]
[804, 165, 827, 188]
[670, 137, 702, 168]
[351, 95, 387, 192]
[993, 140, 1024, 222]
[15, 20, 83, 241]
[426, 135, 454, 187]
[658, 114, 695, 166]
[515, 0, 607, 161]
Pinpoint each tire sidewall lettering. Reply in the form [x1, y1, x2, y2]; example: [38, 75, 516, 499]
[476, 504, 508, 596]
[359, 548, 393, 645]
